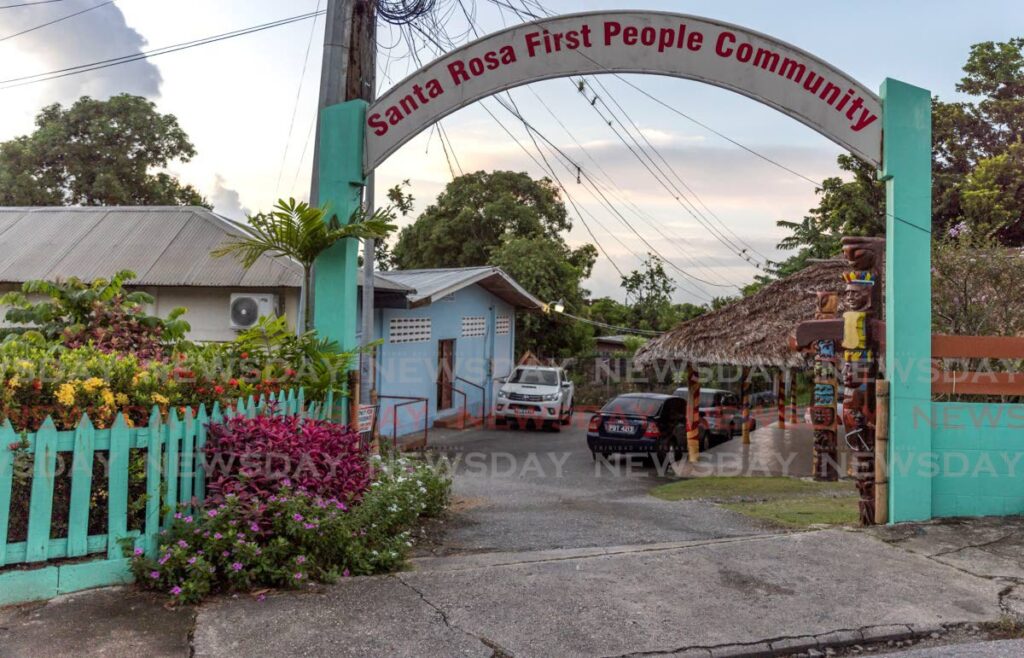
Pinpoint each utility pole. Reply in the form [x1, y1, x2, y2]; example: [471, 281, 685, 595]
[310, 0, 376, 425]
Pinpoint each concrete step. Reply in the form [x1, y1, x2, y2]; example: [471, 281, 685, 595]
[433, 413, 484, 430]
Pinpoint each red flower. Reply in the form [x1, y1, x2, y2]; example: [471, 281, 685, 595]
[228, 379, 239, 387]
[214, 385, 225, 395]
[240, 352, 249, 360]
[284, 368, 297, 378]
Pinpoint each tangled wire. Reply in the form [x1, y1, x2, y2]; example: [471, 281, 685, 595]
[376, 0, 437, 25]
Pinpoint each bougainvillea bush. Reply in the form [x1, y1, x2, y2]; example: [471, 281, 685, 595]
[131, 455, 450, 604]
[202, 414, 373, 503]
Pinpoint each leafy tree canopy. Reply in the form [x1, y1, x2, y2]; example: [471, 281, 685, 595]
[391, 170, 570, 269]
[764, 36, 1024, 291]
[0, 94, 206, 207]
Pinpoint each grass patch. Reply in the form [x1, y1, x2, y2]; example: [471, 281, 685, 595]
[720, 497, 859, 528]
[650, 476, 859, 529]
[649, 476, 851, 502]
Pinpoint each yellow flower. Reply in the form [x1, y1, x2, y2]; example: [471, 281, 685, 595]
[151, 393, 170, 406]
[16, 360, 32, 370]
[101, 390, 115, 407]
[82, 377, 106, 393]
[125, 416, 135, 428]
[115, 393, 130, 406]
[56, 382, 77, 407]
[132, 371, 149, 385]
[5, 375, 19, 390]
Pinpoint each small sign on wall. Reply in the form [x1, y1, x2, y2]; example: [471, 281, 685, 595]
[357, 405, 376, 433]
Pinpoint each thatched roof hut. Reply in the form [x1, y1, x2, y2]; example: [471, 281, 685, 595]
[634, 259, 848, 369]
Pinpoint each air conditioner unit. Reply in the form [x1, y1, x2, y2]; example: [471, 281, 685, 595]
[229, 293, 279, 330]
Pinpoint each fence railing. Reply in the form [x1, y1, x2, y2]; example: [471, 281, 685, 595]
[0, 388, 322, 605]
[932, 334, 1024, 396]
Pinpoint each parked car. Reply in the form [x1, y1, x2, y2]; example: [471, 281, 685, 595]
[494, 365, 574, 430]
[586, 393, 686, 461]
[672, 387, 756, 439]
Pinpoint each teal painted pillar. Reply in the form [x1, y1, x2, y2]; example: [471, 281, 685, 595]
[880, 79, 932, 522]
[313, 101, 366, 422]
[313, 101, 366, 351]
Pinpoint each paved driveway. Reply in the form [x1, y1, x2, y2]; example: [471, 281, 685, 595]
[423, 416, 774, 554]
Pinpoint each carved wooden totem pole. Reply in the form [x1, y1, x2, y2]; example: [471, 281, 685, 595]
[794, 237, 884, 524]
[810, 291, 840, 481]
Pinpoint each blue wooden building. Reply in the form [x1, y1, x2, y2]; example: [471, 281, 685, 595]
[360, 267, 543, 437]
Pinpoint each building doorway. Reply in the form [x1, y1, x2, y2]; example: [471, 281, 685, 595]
[437, 339, 455, 411]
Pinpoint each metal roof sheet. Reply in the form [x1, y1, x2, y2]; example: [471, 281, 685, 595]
[0, 206, 411, 292]
[378, 266, 543, 310]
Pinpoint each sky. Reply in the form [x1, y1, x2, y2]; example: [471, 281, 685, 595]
[1, 0, 1021, 304]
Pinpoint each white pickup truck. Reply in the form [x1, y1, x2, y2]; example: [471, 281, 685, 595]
[494, 365, 575, 430]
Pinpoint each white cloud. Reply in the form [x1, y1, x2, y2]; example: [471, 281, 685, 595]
[0, 1, 161, 105]
[209, 175, 250, 221]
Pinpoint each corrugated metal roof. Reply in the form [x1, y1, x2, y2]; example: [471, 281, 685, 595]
[378, 266, 543, 310]
[0, 206, 410, 292]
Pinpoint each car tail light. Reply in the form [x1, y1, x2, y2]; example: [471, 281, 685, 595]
[588, 415, 601, 432]
[643, 421, 661, 438]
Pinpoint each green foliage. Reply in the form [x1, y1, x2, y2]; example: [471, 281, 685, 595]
[1, 270, 190, 348]
[131, 456, 451, 604]
[620, 254, 677, 331]
[768, 36, 1024, 286]
[223, 315, 355, 400]
[932, 230, 1024, 336]
[489, 236, 595, 356]
[393, 171, 598, 356]
[213, 197, 397, 329]
[0, 95, 206, 206]
[391, 170, 570, 269]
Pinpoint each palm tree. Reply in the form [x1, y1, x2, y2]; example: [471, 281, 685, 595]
[213, 198, 396, 331]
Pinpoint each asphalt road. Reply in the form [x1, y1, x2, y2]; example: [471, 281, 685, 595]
[422, 415, 778, 554]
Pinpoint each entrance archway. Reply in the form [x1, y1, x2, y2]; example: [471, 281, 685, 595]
[312, 11, 933, 524]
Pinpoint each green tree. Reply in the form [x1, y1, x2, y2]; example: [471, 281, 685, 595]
[960, 142, 1024, 241]
[212, 198, 396, 331]
[391, 170, 570, 269]
[0, 95, 206, 206]
[489, 236, 595, 357]
[620, 254, 677, 331]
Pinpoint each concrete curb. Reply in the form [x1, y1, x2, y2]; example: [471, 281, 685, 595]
[619, 623, 946, 658]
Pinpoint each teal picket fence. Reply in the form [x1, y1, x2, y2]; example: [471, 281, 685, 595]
[0, 388, 332, 605]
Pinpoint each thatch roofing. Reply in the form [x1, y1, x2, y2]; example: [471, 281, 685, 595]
[634, 259, 848, 369]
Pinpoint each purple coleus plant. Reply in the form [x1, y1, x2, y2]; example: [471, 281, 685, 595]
[203, 414, 372, 504]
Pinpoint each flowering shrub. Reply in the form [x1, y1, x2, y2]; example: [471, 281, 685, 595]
[131, 457, 450, 604]
[203, 414, 372, 503]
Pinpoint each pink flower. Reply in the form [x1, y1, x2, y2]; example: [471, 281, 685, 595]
[133, 547, 144, 556]
[295, 555, 306, 564]
[188, 557, 197, 565]
[207, 509, 218, 518]
[342, 569, 350, 578]
[149, 571, 160, 579]
[231, 562, 243, 571]
[249, 523, 260, 532]
[292, 513, 303, 522]
[213, 533, 223, 540]
[293, 572, 304, 580]
[170, 586, 182, 596]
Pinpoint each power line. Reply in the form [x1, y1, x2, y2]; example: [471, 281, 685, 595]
[274, 0, 322, 197]
[0, 0, 66, 8]
[486, 0, 824, 189]
[0, 0, 109, 41]
[553, 309, 663, 337]
[0, 9, 327, 90]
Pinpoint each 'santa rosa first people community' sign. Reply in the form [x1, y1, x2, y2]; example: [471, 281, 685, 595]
[364, 11, 882, 173]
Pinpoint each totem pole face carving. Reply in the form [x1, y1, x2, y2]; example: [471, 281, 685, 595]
[815, 291, 839, 319]
[842, 283, 872, 312]
[841, 236, 884, 271]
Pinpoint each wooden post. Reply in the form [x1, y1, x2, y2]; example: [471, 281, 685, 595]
[348, 369, 360, 432]
[776, 371, 786, 430]
[789, 372, 799, 424]
[875, 379, 890, 524]
[740, 366, 752, 444]
[686, 363, 701, 463]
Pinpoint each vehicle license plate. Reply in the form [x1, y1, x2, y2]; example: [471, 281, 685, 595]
[606, 423, 633, 434]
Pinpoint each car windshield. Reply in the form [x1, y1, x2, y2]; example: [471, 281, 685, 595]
[601, 396, 664, 417]
[508, 368, 558, 386]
